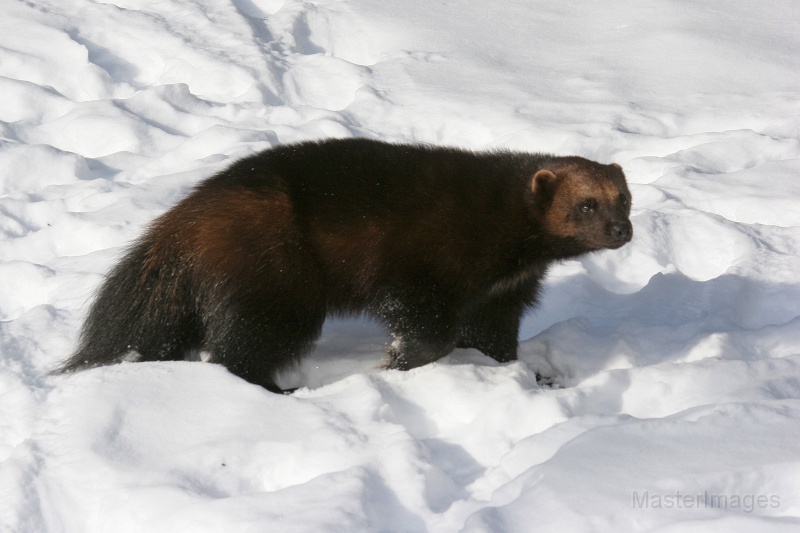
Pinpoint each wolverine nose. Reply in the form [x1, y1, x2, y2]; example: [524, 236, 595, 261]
[610, 221, 633, 243]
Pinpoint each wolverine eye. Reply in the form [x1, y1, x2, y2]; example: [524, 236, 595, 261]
[619, 194, 630, 208]
[579, 199, 597, 214]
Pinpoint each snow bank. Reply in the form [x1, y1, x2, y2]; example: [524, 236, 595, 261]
[1, 0, 799, 531]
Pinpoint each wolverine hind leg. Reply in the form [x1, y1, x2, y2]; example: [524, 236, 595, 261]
[203, 302, 325, 392]
[196, 247, 328, 391]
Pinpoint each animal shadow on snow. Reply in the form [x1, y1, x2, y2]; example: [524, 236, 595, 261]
[519, 271, 800, 402]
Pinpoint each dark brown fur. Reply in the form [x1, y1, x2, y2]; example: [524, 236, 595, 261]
[55, 138, 632, 392]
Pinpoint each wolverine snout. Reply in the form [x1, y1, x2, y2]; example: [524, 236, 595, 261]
[605, 219, 633, 247]
[610, 220, 632, 242]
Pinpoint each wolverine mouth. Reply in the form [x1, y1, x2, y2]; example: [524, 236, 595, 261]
[586, 233, 633, 251]
[603, 239, 630, 250]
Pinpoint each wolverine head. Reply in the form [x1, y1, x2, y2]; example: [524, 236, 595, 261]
[531, 157, 633, 251]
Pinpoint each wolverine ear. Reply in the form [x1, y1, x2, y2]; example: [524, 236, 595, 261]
[611, 163, 622, 170]
[531, 169, 557, 195]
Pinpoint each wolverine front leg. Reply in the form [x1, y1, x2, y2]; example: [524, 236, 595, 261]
[384, 334, 456, 370]
[456, 283, 539, 363]
[456, 305, 519, 363]
[376, 288, 459, 371]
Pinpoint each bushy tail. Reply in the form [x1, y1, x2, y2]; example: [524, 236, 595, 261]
[54, 236, 201, 375]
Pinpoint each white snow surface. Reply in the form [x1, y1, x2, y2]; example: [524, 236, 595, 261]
[2, 0, 800, 531]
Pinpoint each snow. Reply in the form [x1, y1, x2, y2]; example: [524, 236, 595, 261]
[1, 0, 799, 531]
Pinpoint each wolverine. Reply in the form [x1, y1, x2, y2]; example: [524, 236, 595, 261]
[56, 138, 633, 392]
